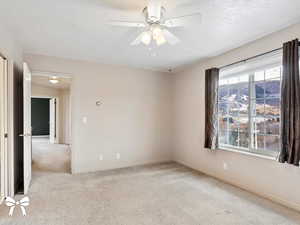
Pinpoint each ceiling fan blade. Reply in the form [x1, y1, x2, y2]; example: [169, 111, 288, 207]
[162, 29, 180, 45]
[163, 12, 202, 27]
[130, 32, 143, 46]
[147, 0, 162, 21]
[108, 21, 145, 28]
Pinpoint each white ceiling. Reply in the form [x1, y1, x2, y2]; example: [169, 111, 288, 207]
[32, 75, 71, 90]
[1, 0, 300, 72]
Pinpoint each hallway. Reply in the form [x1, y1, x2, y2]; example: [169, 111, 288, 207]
[32, 137, 71, 174]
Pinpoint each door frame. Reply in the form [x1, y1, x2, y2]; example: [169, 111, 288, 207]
[0, 54, 15, 197]
[23, 62, 32, 194]
[0, 55, 8, 199]
[49, 97, 58, 144]
[31, 96, 60, 143]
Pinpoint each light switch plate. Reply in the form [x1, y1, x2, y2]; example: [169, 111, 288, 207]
[82, 117, 87, 124]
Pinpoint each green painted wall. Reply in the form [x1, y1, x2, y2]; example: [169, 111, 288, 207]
[31, 98, 50, 136]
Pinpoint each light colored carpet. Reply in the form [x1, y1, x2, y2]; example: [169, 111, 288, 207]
[1, 162, 300, 224]
[31, 137, 71, 173]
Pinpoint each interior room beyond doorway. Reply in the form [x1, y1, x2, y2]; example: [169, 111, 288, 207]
[31, 74, 71, 175]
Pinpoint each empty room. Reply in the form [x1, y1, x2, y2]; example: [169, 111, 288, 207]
[1, 0, 300, 224]
[31, 75, 71, 175]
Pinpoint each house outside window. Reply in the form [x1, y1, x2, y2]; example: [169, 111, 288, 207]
[218, 53, 282, 158]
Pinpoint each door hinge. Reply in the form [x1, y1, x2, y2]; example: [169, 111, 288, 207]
[4, 133, 8, 138]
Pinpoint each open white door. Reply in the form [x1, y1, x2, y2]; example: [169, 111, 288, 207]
[23, 63, 32, 194]
[49, 98, 57, 144]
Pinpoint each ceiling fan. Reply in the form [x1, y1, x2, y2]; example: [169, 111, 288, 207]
[108, 0, 201, 47]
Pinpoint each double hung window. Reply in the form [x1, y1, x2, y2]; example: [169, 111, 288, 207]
[218, 53, 282, 157]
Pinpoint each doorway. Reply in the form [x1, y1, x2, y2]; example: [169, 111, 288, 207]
[31, 74, 71, 175]
[31, 97, 58, 144]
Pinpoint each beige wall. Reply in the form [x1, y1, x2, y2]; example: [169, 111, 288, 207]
[31, 83, 70, 145]
[31, 83, 61, 98]
[25, 55, 173, 174]
[60, 89, 71, 145]
[0, 27, 22, 67]
[173, 23, 300, 211]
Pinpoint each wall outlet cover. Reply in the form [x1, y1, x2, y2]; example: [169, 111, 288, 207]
[223, 162, 228, 170]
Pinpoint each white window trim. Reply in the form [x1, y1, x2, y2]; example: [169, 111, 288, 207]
[217, 146, 277, 161]
[218, 62, 282, 158]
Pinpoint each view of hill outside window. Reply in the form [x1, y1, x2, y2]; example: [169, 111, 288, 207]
[218, 66, 281, 157]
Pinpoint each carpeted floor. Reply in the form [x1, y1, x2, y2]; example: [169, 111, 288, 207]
[31, 136, 71, 173]
[1, 151, 300, 224]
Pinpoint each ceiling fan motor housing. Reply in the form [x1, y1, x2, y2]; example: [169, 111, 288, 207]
[143, 7, 166, 24]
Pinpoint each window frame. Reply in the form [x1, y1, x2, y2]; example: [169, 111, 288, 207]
[217, 62, 282, 159]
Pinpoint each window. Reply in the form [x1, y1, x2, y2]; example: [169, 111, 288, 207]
[218, 57, 282, 158]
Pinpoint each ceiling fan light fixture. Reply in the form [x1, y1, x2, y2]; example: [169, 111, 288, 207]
[49, 76, 59, 84]
[109, 0, 202, 48]
[151, 24, 163, 39]
[141, 31, 152, 45]
[155, 34, 167, 46]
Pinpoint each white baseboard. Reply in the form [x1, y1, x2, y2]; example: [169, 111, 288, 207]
[71, 159, 173, 174]
[175, 159, 300, 213]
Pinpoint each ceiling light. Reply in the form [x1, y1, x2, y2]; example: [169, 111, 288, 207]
[49, 76, 59, 84]
[141, 31, 152, 45]
[111, 1, 202, 47]
[156, 34, 166, 46]
[151, 25, 163, 40]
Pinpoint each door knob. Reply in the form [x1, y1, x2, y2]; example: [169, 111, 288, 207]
[19, 133, 31, 137]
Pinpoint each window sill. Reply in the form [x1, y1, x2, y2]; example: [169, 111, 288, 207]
[217, 147, 278, 161]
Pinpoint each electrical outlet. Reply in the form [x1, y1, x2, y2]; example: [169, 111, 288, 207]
[116, 153, 121, 160]
[99, 154, 103, 161]
[223, 162, 228, 170]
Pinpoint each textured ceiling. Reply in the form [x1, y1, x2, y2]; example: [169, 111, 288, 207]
[1, 0, 300, 72]
[32, 75, 71, 90]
